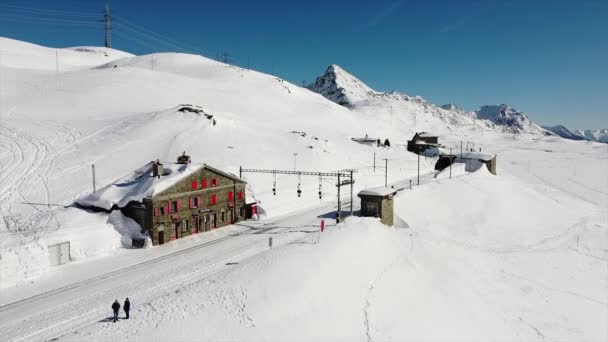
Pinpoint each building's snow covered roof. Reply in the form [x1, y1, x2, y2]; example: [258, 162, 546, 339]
[358, 187, 397, 197]
[77, 162, 203, 210]
[458, 151, 495, 162]
[418, 132, 437, 138]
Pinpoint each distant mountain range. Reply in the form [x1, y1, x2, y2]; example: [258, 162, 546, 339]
[543, 126, 608, 143]
[311, 65, 549, 135]
[311, 64, 605, 142]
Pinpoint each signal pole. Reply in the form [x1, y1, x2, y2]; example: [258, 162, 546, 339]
[449, 148, 453, 179]
[92, 164, 96, 192]
[104, 4, 112, 48]
[384, 158, 388, 187]
[417, 152, 420, 185]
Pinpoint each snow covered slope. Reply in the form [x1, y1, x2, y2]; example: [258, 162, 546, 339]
[59, 166, 607, 342]
[0, 36, 606, 341]
[0, 37, 439, 287]
[0, 37, 132, 71]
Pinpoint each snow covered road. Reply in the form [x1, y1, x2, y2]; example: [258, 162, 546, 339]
[0, 201, 349, 342]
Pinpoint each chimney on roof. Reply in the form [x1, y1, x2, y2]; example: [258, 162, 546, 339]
[152, 159, 164, 178]
[177, 151, 191, 164]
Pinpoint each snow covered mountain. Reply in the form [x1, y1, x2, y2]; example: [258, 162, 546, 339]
[312, 65, 548, 135]
[473, 104, 549, 135]
[573, 128, 608, 143]
[543, 125, 588, 141]
[541, 126, 608, 143]
[311, 64, 378, 106]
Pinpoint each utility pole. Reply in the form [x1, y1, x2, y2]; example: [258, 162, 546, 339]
[449, 148, 453, 179]
[337, 173, 341, 223]
[92, 164, 96, 192]
[460, 141, 463, 159]
[349, 170, 353, 217]
[384, 159, 388, 187]
[221, 51, 231, 64]
[373, 151, 376, 172]
[417, 152, 420, 185]
[293, 153, 298, 171]
[104, 4, 111, 48]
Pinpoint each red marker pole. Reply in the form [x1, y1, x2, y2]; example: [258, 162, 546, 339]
[321, 220, 325, 232]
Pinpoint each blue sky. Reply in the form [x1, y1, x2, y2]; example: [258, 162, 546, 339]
[1, 0, 606, 128]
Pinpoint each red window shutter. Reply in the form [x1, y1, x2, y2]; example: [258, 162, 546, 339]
[191, 181, 197, 190]
[168, 202, 172, 213]
[238, 191, 243, 200]
[177, 200, 181, 211]
[211, 194, 217, 205]
[197, 196, 201, 208]
[201, 179, 207, 188]
[154, 208, 159, 217]
[228, 191, 233, 201]
[189, 198, 193, 209]
[216, 178, 220, 186]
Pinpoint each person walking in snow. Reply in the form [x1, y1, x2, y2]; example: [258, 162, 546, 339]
[124, 298, 131, 319]
[112, 300, 121, 322]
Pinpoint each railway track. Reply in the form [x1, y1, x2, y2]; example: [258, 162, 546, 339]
[0, 200, 350, 342]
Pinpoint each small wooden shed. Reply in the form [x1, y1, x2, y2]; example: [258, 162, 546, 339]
[358, 187, 397, 226]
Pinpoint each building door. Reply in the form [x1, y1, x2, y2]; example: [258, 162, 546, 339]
[210, 213, 216, 229]
[173, 222, 179, 240]
[158, 231, 165, 245]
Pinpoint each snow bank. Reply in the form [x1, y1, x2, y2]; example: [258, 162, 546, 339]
[0, 208, 124, 289]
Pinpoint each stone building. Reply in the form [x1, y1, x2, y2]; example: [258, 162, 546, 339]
[78, 153, 248, 246]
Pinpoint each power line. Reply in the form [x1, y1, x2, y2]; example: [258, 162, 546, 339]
[114, 23, 192, 53]
[114, 15, 206, 55]
[0, 4, 99, 17]
[0, 13, 100, 26]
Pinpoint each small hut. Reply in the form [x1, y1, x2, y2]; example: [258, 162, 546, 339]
[358, 187, 397, 226]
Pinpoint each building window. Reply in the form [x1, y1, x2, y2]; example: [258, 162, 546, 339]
[220, 210, 225, 222]
[171, 201, 179, 212]
[190, 196, 200, 208]
[240, 206, 245, 217]
[210, 194, 217, 205]
[191, 181, 197, 190]
[211, 178, 216, 187]
[228, 191, 233, 201]
[182, 220, 188, 233]
[201, 179, 207, 188]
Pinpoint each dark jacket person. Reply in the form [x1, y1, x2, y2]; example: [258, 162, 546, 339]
[111, 300, 120, 322]
[124, 298, 131, 319]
